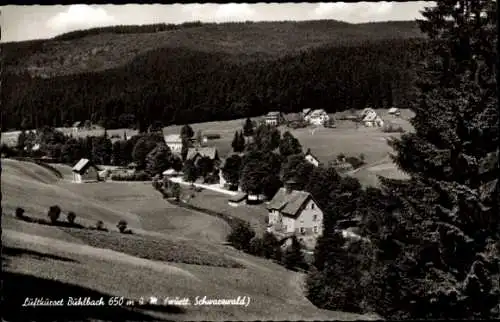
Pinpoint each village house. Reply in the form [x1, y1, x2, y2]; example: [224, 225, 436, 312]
[164, 134, 183, 153]
[266, 182, 323, 238]
[264, 111, 284, 126]
[71, 121, 85, 135]
[72, 158, 101, 183]
[388, 107, 401, 116]
[304, 149, 321, 167]
[303, 109, 330, 126]
[360, 108, 384, 127]
[162, 168, 182, 178]
[186, 147, 220, 167]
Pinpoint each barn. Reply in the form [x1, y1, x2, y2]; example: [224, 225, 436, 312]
[72, 158, 101, 183]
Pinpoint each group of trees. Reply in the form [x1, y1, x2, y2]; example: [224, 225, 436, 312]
[227, 221, 308, 272]
[2, 37, 428, 131]
[306, 1, 499, 320]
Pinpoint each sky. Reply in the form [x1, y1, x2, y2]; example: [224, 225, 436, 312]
[1, 2, 435, 42]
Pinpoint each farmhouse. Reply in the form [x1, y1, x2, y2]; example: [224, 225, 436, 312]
[266, 183, 323, 238]
[72, 158, 101, 183]
[361, 108, 384, 127]
[72, 121, 85, 135]
[264, 111, 284, 126]
[186, 147, 220, 167]
[304, 109, 330, 126]
[304, 149, 321, 167]
[164, 134, 183, 153]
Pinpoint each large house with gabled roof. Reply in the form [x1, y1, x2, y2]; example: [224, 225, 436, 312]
[266, 183, 323, 237]
[72, 158, 101, 183]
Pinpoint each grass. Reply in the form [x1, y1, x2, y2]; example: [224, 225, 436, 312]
[3, 20, 424, 77]
[179, 187, 268, 235]
[59, 227, 244, 268]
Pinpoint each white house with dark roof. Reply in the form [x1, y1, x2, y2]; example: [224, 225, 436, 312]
[264, 111, 284, 126]
[164, 134, 183, 153]
[266, 184, 323, 237]
[304, 109, 330, 126]
[72, 158, 101, 183]
[304, 149, 321, 167]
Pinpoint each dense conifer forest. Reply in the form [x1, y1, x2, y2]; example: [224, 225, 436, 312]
[2, 35, 429, 130]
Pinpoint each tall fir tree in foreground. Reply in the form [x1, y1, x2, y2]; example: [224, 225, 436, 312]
[368, 1, 499, 319]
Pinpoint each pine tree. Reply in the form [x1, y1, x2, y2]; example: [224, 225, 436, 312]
[238, 131, 246, 151]
[231, 131, 241, 153]
[243, 118, 254, 137]
[369, 1, 499, 319]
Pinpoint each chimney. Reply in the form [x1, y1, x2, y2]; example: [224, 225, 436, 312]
[285, 179, 296, 194]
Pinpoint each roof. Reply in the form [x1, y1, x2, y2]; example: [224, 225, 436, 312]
[302, 108, 312, 115]
[164, 134, 182, 143]
[363, 113, 378, 122]
[284, 113, 302, 122]
[162, 168, 178, 175]
[309, 109, 328, 117]
[72, 121, 82, 127]
[72, 158, 98, 173]
[228, 192, 247, 202]
[186, 147, 218, 160]
[266, 111, 281, 118]
[267, 188, 313, 218]
[388, 107, 399, 113]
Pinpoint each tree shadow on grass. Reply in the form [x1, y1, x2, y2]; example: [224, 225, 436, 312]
[2, 271, 186, 322]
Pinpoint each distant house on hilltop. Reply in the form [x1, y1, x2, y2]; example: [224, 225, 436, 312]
[264, 111, 284, 126]
[388, 107, 401, 116]
[361, 108, 384, 127]
[72, 121, 85, 135]
[164, 134, 183, 153]
[266, 182, 323, 238]
[304, 149, 321, 167]
[72, 158, 101, 183]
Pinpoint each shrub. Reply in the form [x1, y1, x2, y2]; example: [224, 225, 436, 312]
[226, 222, 255, 252]
[382, 123, 404, 133]
[111, 170, 151, 181]
[345, 156, 366, 169]
[15, 207, 25, 219]
[117, 220, 128, 233]
[282, 236, 308, 271]
[66, 211, 76, 224]
[95, 220, 107, 231]
[47, 205, 61, 223]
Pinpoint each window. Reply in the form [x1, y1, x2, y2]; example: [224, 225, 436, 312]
[283, 225, 287, 231]
[300, 227, 305, 235]
[313, 215, 317, 221]
[311, 203, 315, 210]
[313, 226, 318, 234]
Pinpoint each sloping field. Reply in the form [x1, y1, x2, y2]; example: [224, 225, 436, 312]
[1, 158, 142, 229]
[3, 229, 374, 321]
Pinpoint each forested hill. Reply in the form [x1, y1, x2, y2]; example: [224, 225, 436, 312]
[3, 20, 424, 77]
[2, 20, 429, 131]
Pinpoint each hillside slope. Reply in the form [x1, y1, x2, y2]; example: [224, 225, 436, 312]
[3, 20, 424, 77]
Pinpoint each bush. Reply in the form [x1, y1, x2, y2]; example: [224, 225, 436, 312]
[94, 220, 108, 231]
[226, 222, 255, 252]
[345, 156, 366, 169]
[15, 207, 25, 218]
[117, 219, 128, 233]
[282, 236, 308, 271]
[47, 205, 61, 223]
[111, 170, 151, 181]
[382, 123, 404, 133]
[66, 211, 76, 224]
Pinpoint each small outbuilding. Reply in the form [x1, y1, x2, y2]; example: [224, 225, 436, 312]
[228, 193, 248, 207]
[72, 158, 101, 183]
